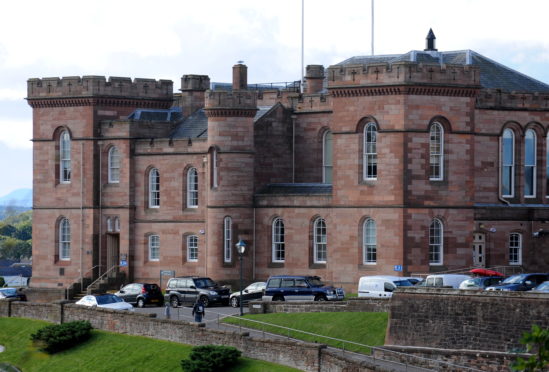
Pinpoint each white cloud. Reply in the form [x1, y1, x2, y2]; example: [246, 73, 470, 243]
[0, 88, 26, 101]
[0, 118, 32, 149]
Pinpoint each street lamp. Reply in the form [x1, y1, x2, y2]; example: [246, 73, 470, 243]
[235, 239, 246, 316]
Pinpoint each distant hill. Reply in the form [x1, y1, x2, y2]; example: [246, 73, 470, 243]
[0, 189, 32, 220]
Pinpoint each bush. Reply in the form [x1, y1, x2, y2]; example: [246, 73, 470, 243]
[512, 325, 549, 371]
[181, 345, 241, 372]
[31, 321, 93, 353]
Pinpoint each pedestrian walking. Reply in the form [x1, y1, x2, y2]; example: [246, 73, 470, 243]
[191, 298, 205, 322]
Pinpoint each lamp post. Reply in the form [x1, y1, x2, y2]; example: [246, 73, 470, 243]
[235, 239, 246, 316]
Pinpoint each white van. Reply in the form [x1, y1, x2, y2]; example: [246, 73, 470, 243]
[357, 276, 414, 298]
[424, 274, 471, 288]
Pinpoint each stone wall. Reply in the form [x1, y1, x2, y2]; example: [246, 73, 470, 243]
[386, 288, 549, 352]
[249, 298, 389, 314]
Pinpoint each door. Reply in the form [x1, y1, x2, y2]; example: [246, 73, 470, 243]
[473, 233, 485, 267]
[106, 234, 120, 279]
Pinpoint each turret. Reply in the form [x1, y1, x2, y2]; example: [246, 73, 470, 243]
[180, 74, 210, 118]
[425, 28, 437, 51]
[305, 65, 325, 94]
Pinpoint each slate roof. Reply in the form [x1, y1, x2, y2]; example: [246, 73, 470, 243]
[256, 183, 332, 196]
[336, 50, 549, 93]
[0, 265, 32, 277]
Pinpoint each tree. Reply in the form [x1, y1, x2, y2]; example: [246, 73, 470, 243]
[0, 223, 16, 238]
[512, 325, 549, 371]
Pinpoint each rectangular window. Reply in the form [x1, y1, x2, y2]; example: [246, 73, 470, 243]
[363, 219, 376, 264]
[509, 233, 522, 265]
[314, 219, 327, 264]
[429, 124, 443, 181]
[223, 217, 232, 262]
[187, 168, 198, 208]
[187, 235, 198, 262]
[149, 235, 160, 261]
[272, 219, 285, 262]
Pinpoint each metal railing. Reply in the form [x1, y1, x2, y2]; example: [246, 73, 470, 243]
[86, 265, 119, 294]
[411, 265, 525, 278]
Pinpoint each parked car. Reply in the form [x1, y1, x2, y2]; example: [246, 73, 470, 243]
[75, 294, 134, 311]
[115, 283, 164, 308]
[486, 273, 549, 291]
[0, 287, 26, 301]
[358, 275, 415, 298]
[262, 275, 345, 302]
[530, 281, 549, 293]
[424, 274, 471, 288]
[229, 282, 266, 308]
[459, 276, 505, 290]
[164, 276, 230, 308]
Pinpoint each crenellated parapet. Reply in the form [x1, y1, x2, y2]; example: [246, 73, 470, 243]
[204, 90, 257, 117]
[327, 62, 481, 97]
[293, 93, 332, 113]
[27, 76, 173, 108]
[476, 89, 549, 110]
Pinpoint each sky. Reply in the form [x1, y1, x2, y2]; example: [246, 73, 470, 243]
[1, 0, 549, 197]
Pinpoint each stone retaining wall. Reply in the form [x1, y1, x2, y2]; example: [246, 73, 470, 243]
[249, 297, 389, 314]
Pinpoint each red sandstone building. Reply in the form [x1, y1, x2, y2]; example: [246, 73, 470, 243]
[28, 34, 549, 293]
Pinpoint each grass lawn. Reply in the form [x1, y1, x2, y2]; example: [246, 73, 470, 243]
[223, 312, 387, 354]
[0, 317, 301, 372]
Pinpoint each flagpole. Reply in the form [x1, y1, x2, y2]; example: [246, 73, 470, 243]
[371, 0, 374, 55]
[301, 0, 304, 93]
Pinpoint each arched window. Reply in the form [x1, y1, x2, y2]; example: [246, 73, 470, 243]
[108, 146, 120, 183]
[187, 167, 198, 208]
[363, 123, 377, 180]
[429, 218, 443, 265]
[323, 131, 333, 183]
[187, 235, 198, 262]
[114, 217, 120, 232]
[272, 218, 285, 262]
[509, 233, 522, 265]
[148, 235, 160, 261]
[313, 217, 327, 263]
[502, 129, 515, 197]
[524, 129, 536, 197]
[60, 131, 71, 183]
[148, 168, 160, 208]
[106, 217, 113, 232]
[59, 218, 71, 260]
[429, 123, 443, 180]
[363, 219, 376, 264]
[223, 217, 232, 263]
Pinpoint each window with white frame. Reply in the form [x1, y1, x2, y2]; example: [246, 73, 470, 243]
[60, 131, 71, 183]
[108, 146, 120, 183]
[149, 168, 160, 208]
[148, 235, 160, 261]
[272, 218, 285, 262]
[187, 167, 198, 208]
[59, 218, 71, 260]
[429, 123, 443, 180]
[363, 218, 377, 264]
[106, 217, 113, 232]
[313, 218, 327, 263]
[114, 217, 120, 232]
[187, 235, 198, 262]
[429, 218, 443, 265]
[322, 131, 333, 183]
[509, 233, 522, 265]
[223, 216, 232, 262]
[364, 123, 377, 180]
[525, 129, 536, 197]
[502, 129, 515, 197]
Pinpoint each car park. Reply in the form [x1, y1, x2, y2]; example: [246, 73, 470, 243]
[0, 287, 26, 301]
[486, 273, 549, 291]
[115, 283, 164, 308]
[229, 281, 266, 307]
[164, 276, 230, 308]
[262, 275, 345, 302]
[459, 276, 505, 290]
[530, 281, 549, 293]
[358, 275, 415, 298]
[75, 294, 134, 311]
[424, 274, 471, 288]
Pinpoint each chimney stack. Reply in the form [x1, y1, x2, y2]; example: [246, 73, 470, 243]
[232, 62, 248, 90]
[305, 65, 325, 94]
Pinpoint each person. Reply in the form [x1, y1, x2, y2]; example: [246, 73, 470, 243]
[191, 298, 205, 322]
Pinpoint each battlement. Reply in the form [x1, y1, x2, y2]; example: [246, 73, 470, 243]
[326, 62, 480, 88]
[205, 90, 257, 110]
[476, 89, 549, 110]
[27, 76, 173, 99]
[181, 75, 210, 91]
[293, 93, 331, 113]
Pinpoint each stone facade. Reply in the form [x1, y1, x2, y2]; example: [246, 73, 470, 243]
[28, 44, 549, 293]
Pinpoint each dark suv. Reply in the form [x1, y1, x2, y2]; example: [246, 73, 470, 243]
[164, 276, 230, 307]
[262, 275, 345, 302]
[115, 283, 164, 308]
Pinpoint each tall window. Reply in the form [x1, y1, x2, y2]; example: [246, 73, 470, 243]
[546, 133, 549, 197]
[363, 219, 377, 264]
[114, 217, 120, 232]
[272, 218, 285, 262]
[364, 123, 377, 180]
[323, 131, 333, 183]
[108, 146, 120, 183]
[187, 235, 198, 262]
[107, 217, 113, 232]
[502, 129, 515, 197]
[149, 235, 160, 261]
[313, 218, 327, 263]
[509, 233, 522, 265]
[429, 218, 443, 265]
[187, 167, 198, 208]
[223, 217, 232, 263]
[212, 149, 218, 188]
[149, 168, 160, 208]
[59, 218, 71, 260]
[524, 129, 536, 197]
[60, 131, 71, 183]
[429, 123, 443, 180]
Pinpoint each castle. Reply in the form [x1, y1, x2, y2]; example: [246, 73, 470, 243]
[28, 32, 549, 293]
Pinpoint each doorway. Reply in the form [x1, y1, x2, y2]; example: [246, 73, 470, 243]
[106, 233, 120, 279]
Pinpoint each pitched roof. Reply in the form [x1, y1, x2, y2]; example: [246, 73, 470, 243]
[336, 50, 549, 93]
